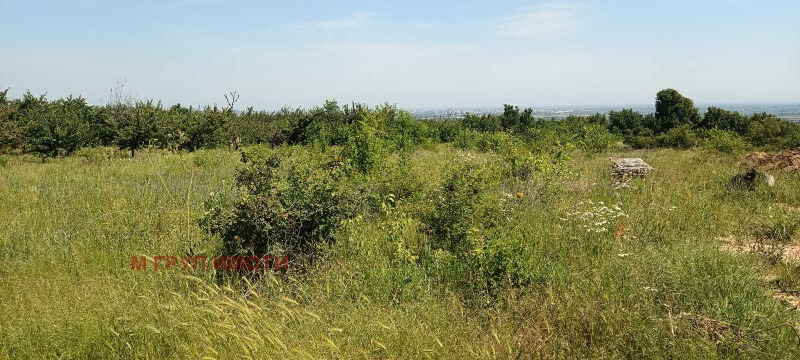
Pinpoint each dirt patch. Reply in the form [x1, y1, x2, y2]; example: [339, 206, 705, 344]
[719, 235, 800, 310]
[743, 148, 800, 171]
[773, 290, 800, 309]
[676, 312, 743, 344]
[774, 203, 800, 214]
[719, 236, 800, 264]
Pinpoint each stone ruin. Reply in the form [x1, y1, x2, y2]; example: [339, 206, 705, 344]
[611, 158, 653, 181]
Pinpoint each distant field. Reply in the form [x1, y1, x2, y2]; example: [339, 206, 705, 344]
[1, 146, 799, 358]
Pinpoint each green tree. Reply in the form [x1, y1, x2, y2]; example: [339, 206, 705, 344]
[114, 101, 161, 157]
[182, 106, 227, 151]
[698, 107, 750, 134]
[27, 96, 92, 158]
[654, 89, 700, 133]
[747, 113, 800, 149]
[608, 109, 646, 137]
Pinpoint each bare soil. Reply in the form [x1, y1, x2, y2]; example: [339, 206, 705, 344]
[743, 148, 800, 171]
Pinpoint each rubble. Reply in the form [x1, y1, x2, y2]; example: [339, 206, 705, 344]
[611, 158, 653, 180]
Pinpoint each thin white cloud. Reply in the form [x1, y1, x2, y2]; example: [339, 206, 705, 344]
[299, 11, 374, 29]
[498, 2, 580, 39]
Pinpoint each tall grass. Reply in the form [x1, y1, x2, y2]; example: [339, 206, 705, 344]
[0, 146, 799, 358]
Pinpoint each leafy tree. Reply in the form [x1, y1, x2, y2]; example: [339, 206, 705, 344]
[608, 109, 647, 137]
[579, 123, 620, 153]
[747, 113, 800, 149]
[499, 104, 534, 133]
[0, 89, 22, 152]
[698, 107, 750, 134]
[463, 113, 501, 133]
[182, 106, 227, 151]
[27, 97, 92, 158]
[657, 124, 700, 149]
[654, 89, 700, 133]
[114, 101, 161, 157]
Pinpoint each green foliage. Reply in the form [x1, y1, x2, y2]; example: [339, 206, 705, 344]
[343, 107, 388, 174]
[112, 101, 161, 157]
[609, 109, 649, 137]
[201, 150, 362, 260]
[462, 113, 501, 133]
[654, 88, 701, 133]
[703, 128, 749, 153]
[427, 120, 461, 142]
[0, 87, 796, 157]
[746, 113, 800, 150]
[183, 107, 227, 151]
[699, 107, 750, 134]
[26, 96, 92, 158]
[422, 163, 499, 255]
[658, 124, 700, 149]
[453, 130, 519, 153]
[579, 122, 620, 153]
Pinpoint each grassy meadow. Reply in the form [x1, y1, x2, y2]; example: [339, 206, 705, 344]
[1, 144, 799, 359]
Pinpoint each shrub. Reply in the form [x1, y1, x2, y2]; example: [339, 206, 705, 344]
[182, 107, 227, 151]
[453, 129, 482, 150]
[658, 124, 700, 149]
[201, 151, 363, 264]
[423, 163, 499, 255]
[746, 113, 800, 149]
[699, 107, 750, 134]
[427, 120, 461, 143]
[579, 123, 620, 154]
[703, 128, 749, 153]
[112, 101, 161, 157]
[627, 134, 658, 149]
[343, 109, 387, 174]
[609, 109, 647, 137]
[26, 97, 92, 158]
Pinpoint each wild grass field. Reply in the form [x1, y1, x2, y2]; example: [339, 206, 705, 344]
[1, 143, 799, 359]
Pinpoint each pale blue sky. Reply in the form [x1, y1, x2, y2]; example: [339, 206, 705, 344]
[1, 0, 798, 109]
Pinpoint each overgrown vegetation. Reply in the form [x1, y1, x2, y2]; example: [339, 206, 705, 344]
[2, 87, 798, 159]
[1, 87, 800, 358]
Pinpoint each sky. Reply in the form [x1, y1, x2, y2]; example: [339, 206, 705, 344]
[1, 0, 799, 109]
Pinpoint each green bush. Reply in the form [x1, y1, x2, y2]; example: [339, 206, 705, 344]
[453, 129, 482, 150]
[26, 97, 93, 158]
[423, 163, 500, 255]
[343, 109, 387, 174]
[579, 123, 620, 154]
[746, 113, 800, 150]
[201, 151, 363, 263]
[658, 124, 700, 149]
[112, 101, 161, 157]
[703, 128, 749, 153]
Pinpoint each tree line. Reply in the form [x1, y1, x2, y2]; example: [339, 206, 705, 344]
[0, 87, 797, 158]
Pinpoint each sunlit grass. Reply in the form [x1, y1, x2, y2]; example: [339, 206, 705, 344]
[1, 146, 799, 358]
